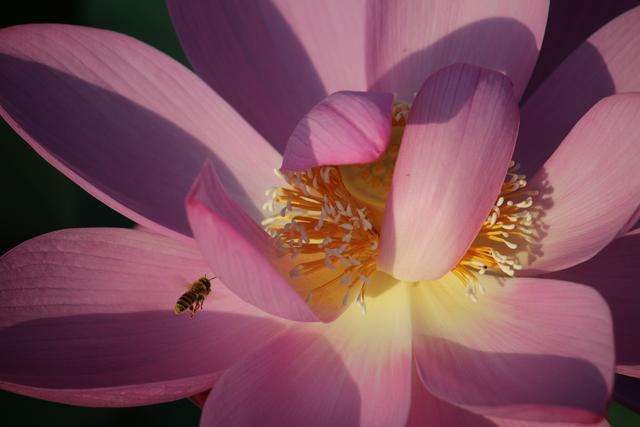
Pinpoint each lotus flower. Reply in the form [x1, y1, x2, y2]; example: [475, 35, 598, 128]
[1, 1, 639, 426]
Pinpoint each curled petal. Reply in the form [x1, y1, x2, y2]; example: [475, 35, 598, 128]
[379, 64, 519, 281]
[186, 162, 317, 322]
[282, 91, 393, 171]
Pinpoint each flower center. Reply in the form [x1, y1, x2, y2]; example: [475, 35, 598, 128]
[263, 102, 536, 310]
[340, 103, 410, 230]
[262, 166, 379, 312]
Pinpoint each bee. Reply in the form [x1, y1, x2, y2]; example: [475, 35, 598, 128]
[174, 276, 214, 317]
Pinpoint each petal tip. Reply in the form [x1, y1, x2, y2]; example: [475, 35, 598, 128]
[282, 91, 394, 172]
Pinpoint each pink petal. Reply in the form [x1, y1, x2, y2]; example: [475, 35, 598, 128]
[281, 91, 393, 171]
[524, 0, 640, 98]
[490, 418, 610, 427]
[186, 162, 317, 322]
[619, 205, 640, 236]
[0, 228, 285, 406]
[411, 275, 614, 423]
[516, 5, 640, 175]
[407, 369, 497, 427]
[201, 281, 413, 427]
[367, 0, 549, 101]
[0, 24, 281, 238]
[167, 0, 368, 152]
[407, 370, 611, 427]
[542, 230, 640, 378]
[524, 94, 640, 273]
[378, 64, 519, 281]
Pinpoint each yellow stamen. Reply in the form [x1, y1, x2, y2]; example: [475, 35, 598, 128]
[453, 161, 537, 301]
[262, 166, 379, 313]
[263, 101, 537, 309]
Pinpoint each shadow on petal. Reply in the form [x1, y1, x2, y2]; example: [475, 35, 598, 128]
[542, 230, 640, 374]
[516, 41, 614, 176]
[202, 329, 362, 427]
[416, 337, 610, 423]
[0, 310, 283, 406]
[523, 0, 637, 100]
[367, 17, 539, 102]
[168, 0, 327, 153]
[0, 54, 262, 235]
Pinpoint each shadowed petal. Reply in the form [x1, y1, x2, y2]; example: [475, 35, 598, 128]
[0, 24, 281, 238]
[282, 91, 393, 171]
[407, 368, 498, 427]
[367, 0, 548, 100]
[490, 417, 609, 426]
[186, 162, 318, 322]
[202, 279, 412, 427]
[619, 204, 640, 236]
[411, 275, 614, 423]
[517, 5, 640, 175]
[167, 0, 368, 152]
[543, 230, 640, 377]
[524, 94, 640, 273]
[524, 0, 640, 99]
[407, 370, 611, 427]
[0, 228, 285, 406]
[614, 375, 640, 413]
[378, 64, 519, 281]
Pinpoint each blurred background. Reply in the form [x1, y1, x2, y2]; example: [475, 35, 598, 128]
[0, 0, 638, 425]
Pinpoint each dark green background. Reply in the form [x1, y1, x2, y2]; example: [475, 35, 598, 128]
[0, 1, 638, 425]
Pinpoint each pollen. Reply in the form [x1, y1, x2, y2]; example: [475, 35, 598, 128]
[262, 166, 379, 313]
[262, 100, 537, 310]
[453, 161, 538, 301]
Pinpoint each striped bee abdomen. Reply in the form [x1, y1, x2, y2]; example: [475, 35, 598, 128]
[174, 277, 213, 317]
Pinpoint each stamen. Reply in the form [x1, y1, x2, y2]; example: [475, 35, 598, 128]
[392, 102, 411, 126]
[263, 97, 536, 309]
[453, 161, 538, 299]
[262, 166, 379, 308]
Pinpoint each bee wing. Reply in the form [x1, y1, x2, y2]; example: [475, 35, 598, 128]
[164, 273, 194, 292]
